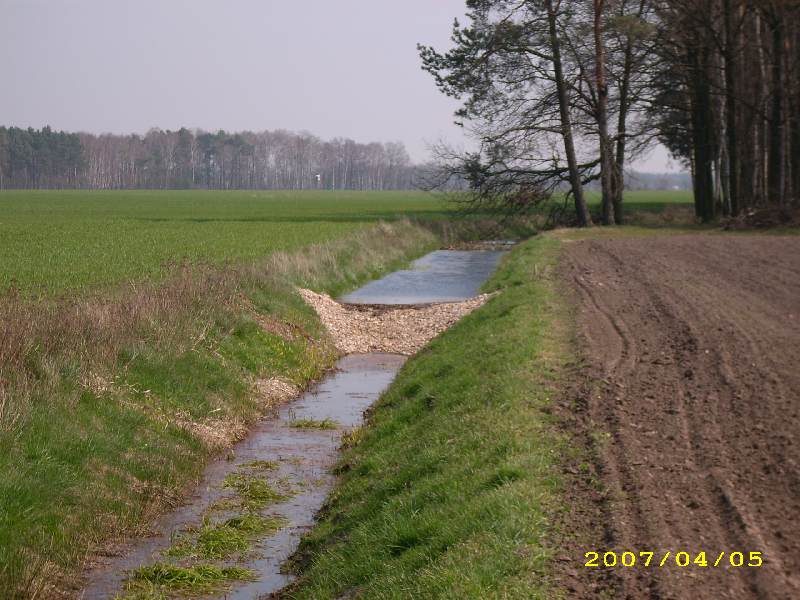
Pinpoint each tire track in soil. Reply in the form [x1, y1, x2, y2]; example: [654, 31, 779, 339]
[561, 235, 800, 600]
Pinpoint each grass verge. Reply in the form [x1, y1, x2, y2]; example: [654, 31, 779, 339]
[0, 220, 440, 598]
[283, 235, 575, 599]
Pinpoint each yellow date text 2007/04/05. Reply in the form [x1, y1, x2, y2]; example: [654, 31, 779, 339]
[584, 551, 764, 569]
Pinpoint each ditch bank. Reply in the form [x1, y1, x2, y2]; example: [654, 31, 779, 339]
[0, 221, 440, 600]
[81, 246, 508, 599]
[279, 235, 571, 599]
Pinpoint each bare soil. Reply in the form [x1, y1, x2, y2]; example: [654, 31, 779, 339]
[561, 234, 800, 600]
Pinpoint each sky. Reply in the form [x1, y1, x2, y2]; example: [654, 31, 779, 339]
[1, 0, 678, 172]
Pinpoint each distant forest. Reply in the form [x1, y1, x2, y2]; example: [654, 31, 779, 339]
[0, 126, 420, 191]
[0, 125, 688, 193]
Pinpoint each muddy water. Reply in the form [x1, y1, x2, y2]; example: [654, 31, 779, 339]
[81, 354, 405, 599]
[340, 249, 507, 305]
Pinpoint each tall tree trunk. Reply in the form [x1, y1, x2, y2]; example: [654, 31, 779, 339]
[611, 0, 643, 225]
[767, 9, 785, 204]
[792, 57, 800, 205]
[793, 18, 799, 203]
[720, 131, 731, 215]
[689, 46, 716, 222]
[756, 12, 769, 206]
[787, 11, 799, 205]
[546, 0, 592, 226]
[594, 0, 615, 225]
[723, 0, 740, 216]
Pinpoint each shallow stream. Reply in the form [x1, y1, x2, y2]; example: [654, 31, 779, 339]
[82, 248, 507, 599]
[340, 248, 507, 305]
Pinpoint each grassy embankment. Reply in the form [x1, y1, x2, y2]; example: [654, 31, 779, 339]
[284, 235, 576, 599]
[0, 191, 452, 598]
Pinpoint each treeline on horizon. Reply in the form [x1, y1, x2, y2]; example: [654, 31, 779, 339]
[0, 126, 424, 191]
[0, 124, 691, 194]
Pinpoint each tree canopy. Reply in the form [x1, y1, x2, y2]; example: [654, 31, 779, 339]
[420, 0, 800, 224]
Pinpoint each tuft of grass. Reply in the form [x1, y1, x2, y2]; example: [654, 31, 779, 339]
[223, 513, 287, 534]
[166, 525, 248, 560]
[166, 514, 287, 560]
[122, 563, 255, 596]
[205, 497, 239, 514]
[241, 459, 279, 471]
[285, 234, 576, 599]
[340, 426, 366, 449]
[289, 418, 338, 430]
[222, 473, 290, 511]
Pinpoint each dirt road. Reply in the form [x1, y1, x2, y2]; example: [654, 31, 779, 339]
[562, 234, 800, 600]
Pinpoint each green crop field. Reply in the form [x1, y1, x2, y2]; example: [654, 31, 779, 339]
[586, 189, 693, 209]
[0, 190, 450, 295]
[0, 189, 693, 296]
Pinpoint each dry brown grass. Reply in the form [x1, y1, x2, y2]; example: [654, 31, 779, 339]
[0, 220, 436, 434]
[0, 264, 236, 432]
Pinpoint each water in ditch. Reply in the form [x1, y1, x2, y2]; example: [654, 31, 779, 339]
[340, 249, 507, 305]
[81, 247, 507, 599]
[82, 354, 404, 599]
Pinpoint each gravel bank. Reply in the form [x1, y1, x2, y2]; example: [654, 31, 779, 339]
[299, 288, 491, 355]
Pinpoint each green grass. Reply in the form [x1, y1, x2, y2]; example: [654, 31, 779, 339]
[166, 514, 287, 560]
[591, 189, 693, 211]
[290, 417, 338, 430]
[0, 189, 694, 295]
[0, 190, 449, 295]
[221, 472, 291, 511]
[121, 563, 256, 597]
[0, 220, 440, 598]
[544, 190, 694, 226]
[284, 235, 575, 599]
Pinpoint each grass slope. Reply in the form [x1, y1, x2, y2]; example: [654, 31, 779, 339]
[0, 221, 439, 598]
[285, 235, 573, 599]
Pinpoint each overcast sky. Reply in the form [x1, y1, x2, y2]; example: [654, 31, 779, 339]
[2, 0, 678, 171]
